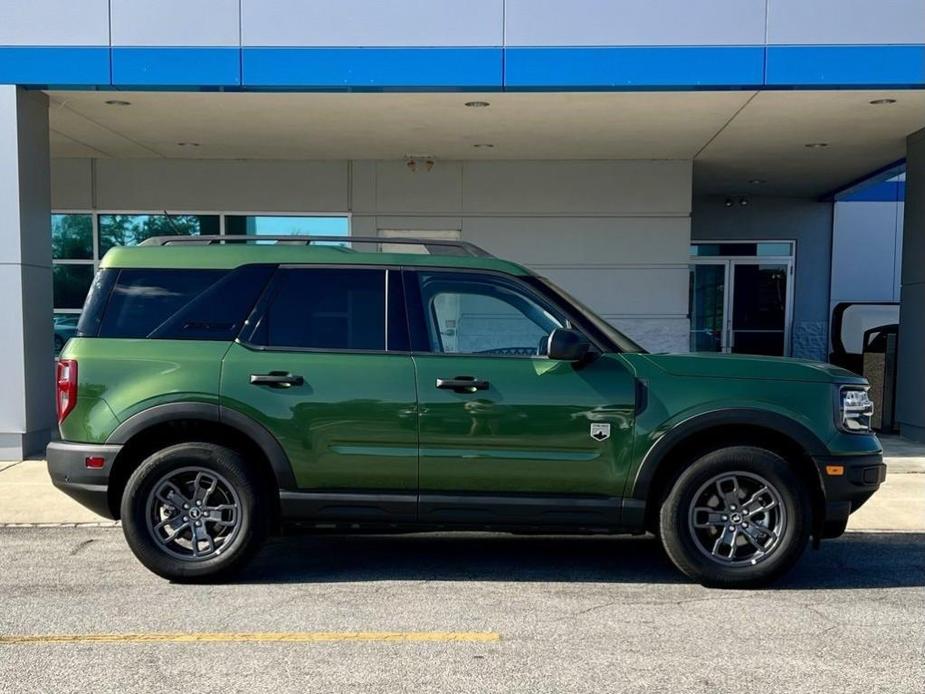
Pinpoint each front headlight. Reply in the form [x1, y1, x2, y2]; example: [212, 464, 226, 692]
[836, 385, 874, 433]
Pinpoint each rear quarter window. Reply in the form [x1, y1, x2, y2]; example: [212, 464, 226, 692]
[79, 266, 273, 340]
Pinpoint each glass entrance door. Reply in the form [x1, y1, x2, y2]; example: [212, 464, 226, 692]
[689, 251, 793, 356]
[689, 263, 728, 352]
[729, 262, 790, 356]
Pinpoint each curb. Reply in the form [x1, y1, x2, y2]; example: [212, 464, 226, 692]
[0, 522, 121, 528]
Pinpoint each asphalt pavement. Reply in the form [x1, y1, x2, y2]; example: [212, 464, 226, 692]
[0, 527, 922, 693]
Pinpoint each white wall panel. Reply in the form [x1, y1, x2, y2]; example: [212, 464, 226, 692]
[373, 161, 463, 214]
[50, 159, 93, 210]
[242, 0, 503, 47]
[831, 201, 902, 304]
[462, 161, 691, 216]
[461, 217, 690, 266]
[540, 266, 689, 317]
[767, 0, 925, 45]
[504, 0, 766, 47]
[93, 159, 349, 212]
[111, 0, 240, 47]
[0, 0, 110, 46]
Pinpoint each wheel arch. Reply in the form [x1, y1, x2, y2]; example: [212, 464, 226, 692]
[104, 402, 296, 520]
[632, 409, 828, 532]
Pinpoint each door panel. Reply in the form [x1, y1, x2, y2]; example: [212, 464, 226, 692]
[221, 265, 418, 518]
[222, 343, 418, 493]
[405, 267, 637, 524]
[414, 353, 636, 501]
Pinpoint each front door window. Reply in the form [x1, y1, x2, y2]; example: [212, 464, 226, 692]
[417, 272, 564, 357]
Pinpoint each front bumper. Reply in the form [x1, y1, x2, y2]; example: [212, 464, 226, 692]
[46, 441, 122, 519]
[813, 452, 886, 538]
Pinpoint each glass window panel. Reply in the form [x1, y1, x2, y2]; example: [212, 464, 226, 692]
[691, 242, 793, 258]
[689, 264, 726, 352]
[756, 242, 793, 257]
[53, 264, 95, 310]
[53, 312, 80, 354]
[255, 268, 385, 351]
[51, 214, 93, 259]
[418, 272, 563, 356]
[98, 269, 227, 339]
[225, 215, 349, 245]
[98, 214, 219, 255]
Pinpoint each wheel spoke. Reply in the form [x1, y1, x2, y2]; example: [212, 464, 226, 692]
[190, 523, 214, 556]
[692, 506, 726, 528]
[742, 486, 777, 516]
[157, 521, 190, 547]
[156, 483, 190, 509]
[716, 475, 743, 511]
[711, 525, 737, 561]
[739, 526, 767, 554]
[742, 522, 777, 544]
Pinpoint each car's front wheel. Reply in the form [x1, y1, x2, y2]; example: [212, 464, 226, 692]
[121, 442, 268, 582]
[659, 446, 811, 588]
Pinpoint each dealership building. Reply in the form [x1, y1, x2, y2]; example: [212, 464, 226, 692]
[1, 0, 924, 457]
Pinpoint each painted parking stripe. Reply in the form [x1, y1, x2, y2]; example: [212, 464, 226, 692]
[0, 631, 501, 645]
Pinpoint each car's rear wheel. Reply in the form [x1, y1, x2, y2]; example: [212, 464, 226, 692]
[659, 446, 810, 588]
[121, 442, 268, 582]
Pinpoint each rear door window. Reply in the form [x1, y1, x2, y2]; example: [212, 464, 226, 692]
[247, 267, 386, 351]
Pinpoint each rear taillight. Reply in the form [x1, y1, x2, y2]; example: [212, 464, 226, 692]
[56, 359, 78, 423]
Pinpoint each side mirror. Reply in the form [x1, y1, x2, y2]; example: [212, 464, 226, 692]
[546, 328, 590, 361]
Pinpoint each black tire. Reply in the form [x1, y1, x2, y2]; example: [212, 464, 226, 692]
[121, 442, 269, 583]
[659, 446, 811, 588]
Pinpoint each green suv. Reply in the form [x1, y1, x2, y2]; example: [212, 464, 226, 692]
[47, 236, 885, 586]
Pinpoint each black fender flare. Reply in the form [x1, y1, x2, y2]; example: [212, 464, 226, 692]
[106, 402, 297, 490]
[629, 408, 829, 500]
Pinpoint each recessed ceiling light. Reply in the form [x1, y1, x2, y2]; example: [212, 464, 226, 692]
[465, 101, 490, 108]
[177, 142, 200, 147]
[473, 143, 495, 148]
[804, 142, 829, 148]
[104, 99, 131, 106]
[869, 98, 897, 105]
[748, 178, 767, 184]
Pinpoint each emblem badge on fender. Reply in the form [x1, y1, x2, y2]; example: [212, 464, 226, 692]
[590, 423, 611, 441]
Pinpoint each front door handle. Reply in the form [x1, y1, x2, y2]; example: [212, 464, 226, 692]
[250, 372, 304, 388]
[435, 376, 489, 393]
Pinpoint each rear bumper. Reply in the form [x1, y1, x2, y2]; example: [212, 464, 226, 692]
[813, 453, 886, 538]
[46, 441, 122, 520]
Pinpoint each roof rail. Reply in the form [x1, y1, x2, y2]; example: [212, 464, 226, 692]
[138, 235, 493, 257]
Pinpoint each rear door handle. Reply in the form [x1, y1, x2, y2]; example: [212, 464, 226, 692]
[250, 372, 304, 388]
[435, 376, 489, 393]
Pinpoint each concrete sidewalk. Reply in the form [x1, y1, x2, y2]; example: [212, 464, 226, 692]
[1, 435, 923, 529]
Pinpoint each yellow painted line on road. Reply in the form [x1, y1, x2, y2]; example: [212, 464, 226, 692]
[0, 631, 501, 645]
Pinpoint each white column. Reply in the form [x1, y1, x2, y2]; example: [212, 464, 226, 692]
[897, 128, 925, 442]
[0, 87, 54, 459]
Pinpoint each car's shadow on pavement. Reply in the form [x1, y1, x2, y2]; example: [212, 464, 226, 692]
[237, 531, 925, 589]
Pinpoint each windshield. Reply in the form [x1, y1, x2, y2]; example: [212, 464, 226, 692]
[533, 277, 646, 354]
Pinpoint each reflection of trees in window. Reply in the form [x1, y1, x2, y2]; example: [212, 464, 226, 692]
[100, 215, 213, 254]
[51, 214, 92, 259]
[52, 265, 94, 309]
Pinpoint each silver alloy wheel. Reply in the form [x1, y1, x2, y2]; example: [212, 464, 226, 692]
[145, 467, 242, 562]
[687, 471, 787, 567]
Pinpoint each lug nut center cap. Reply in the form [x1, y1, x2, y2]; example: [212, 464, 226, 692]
[189, 508, 202, 520]
[730, 513, 742, 524]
